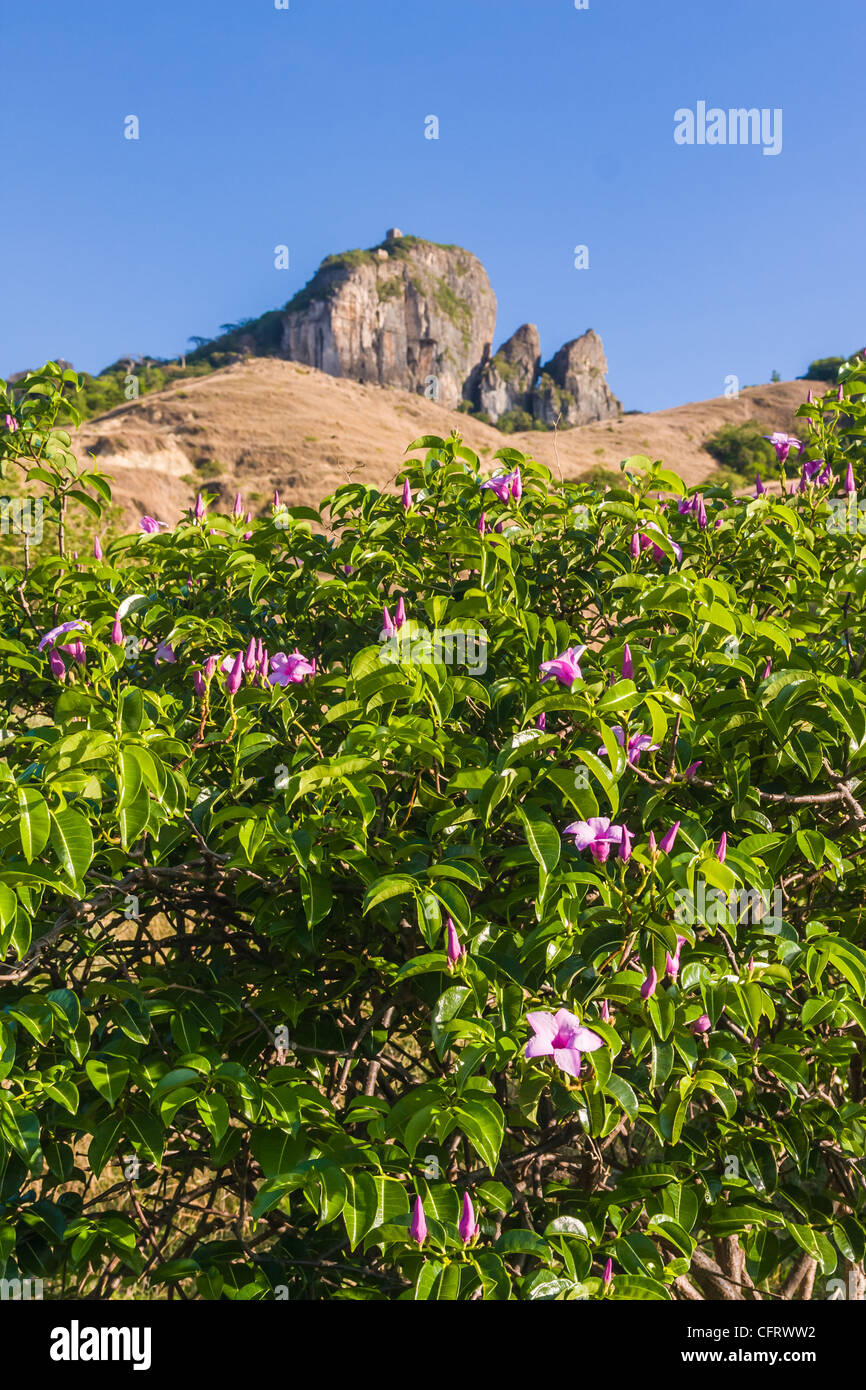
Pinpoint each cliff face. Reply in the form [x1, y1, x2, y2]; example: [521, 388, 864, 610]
[280, 234, 497, 410]
[475, 323, 541, 422]
[533, 330, 621, 428]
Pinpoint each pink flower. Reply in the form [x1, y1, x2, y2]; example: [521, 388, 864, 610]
[640, 967, 658, 1000]
[395, 597, 407, 628]
[716, 832, 727, 863]
[692, 1014, 711, 1036]
[4, 414, 18, 432]
[57, 639, 86, 667]
[480, 468, 521, 503]
[269, 649, 315, 685]
[845, 463, 856, 494]
[409, 1196, 427, 1246]
[48, 647, 67, 682]
[110, 616, 123, 645]
[601, 726, 659, 767]
[600, 1001, 611, 1023]
[139, 516, 167, 534]
[194, 492, 205, 522]
[401, 478, 412, 511]
[564, 817, 627, 864]
[154, 641, 176, 665]
[38, 620, 89, 651]
[233, 493, 244, 518]
[536, 712, 546, 731]
[245, 637, 257, 674]
[683, 761, 703, 779]
[477, 512, 487, 535]
[225, 652, 244, 695]
[755, 473, 765, 496]
[524, 1009, 603, 1079]
[540, 646, 587, 687]
[619, 826, 633, 862]
[93, 537, 103, 561]
[446, 917, 466, 967]
[458, 1192, 479, 1246]
[764, 432, 803, 464]
[639, 523, 682, 564]
[621, 644, 634, 680]
[658, 821, 680, 855]
[193, 671, 206, 698]
[630, 532, 641, 560]
[602, 1258, 613, 1288]
[761, 659, 772, 680]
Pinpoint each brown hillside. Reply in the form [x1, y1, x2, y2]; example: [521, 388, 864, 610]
[72, 358, 815, 527]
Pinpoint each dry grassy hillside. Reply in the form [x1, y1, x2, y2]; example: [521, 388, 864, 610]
[72, 357, 815, 527]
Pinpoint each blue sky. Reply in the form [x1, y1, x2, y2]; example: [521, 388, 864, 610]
[2, 0, 863, 411]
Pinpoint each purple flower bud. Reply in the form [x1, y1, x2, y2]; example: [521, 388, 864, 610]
[762, 659, 772, 680]
[446, 917, 465, 966]
[458, 1191, 478, 1245]
[602, 1258, 613, 1287]
[649, 830, 658, 857]
[621, 643, 634, 680]
[194, 492, 205, 522]
[395, 597, 406, 629]
[600, 1000, 610, 1023]
[535, 711, 546, 732]
[233, 493, 243, 517]
[110, 617, 123, 646]
[630, 532, 640, 560]
[193, 671, 206, 698]
[845, 463, 856, 494]
[93, 537, 103, 560]
[409, 1195, 427, 1246]
[4, 414, 18, 433]
[48, 647, 66, 681]
[619, 825, 633, 862]
[716, 831, 727, 863]
[225, 651, 244, 695]
[245, 637, 257, 673]
[807, 389, 814, 404]
[755, 473, 765, 496]
[477, 512, 486, 535]
[838, 385, 845, 403]
[401, 478, 412, 511]
[658, 821, 680, 855]
[683, 761, 702, 779]
[205, 656, 218, 680]
[696, 495, 708, 529]
[692, 1014, 711, 1036]
[640, 967, 658, 1001]
[273, 489, 281, 508]
[510, 468, 523, 502]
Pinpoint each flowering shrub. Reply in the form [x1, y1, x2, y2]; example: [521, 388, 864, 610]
[1, 361, 866, 1301]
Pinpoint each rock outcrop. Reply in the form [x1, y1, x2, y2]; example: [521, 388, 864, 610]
[475, 324, 541, 423]
[532, 330, 620, 427]
[280, 234, 497, 410]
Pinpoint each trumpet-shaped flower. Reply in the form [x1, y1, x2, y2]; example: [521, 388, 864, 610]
[154, 641, 176, 666]
[640, 967, 658, 1000]
[38, 620, 89, 651]
[539, 645, 586, 687]
[139, 515, 167, 534]
[269, 649, 315, 685]
[564, 817, 627, 863]
[764, 432, 803, 464]
[621, 643, 634, 680]
[524, 1009, 603, 1079]
[600, 725, 659, 767]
